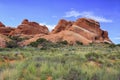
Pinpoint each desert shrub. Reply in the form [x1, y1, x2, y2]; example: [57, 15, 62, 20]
[85, 52, 102, 61]
[6, 41, 19, 48]
[1, 42, 120, 80]
[28, 38, 56, 49]
[91, 74, 99, 80]
[63, 69, 81, 80]
[116, 44, 120, 47]
[9, 36, 26, 42]
[28, 38, 47, 47]
[57, 40, 68, 45]
[0, 56, 4, 62]
[89, 43, 93, 46]
[107, 54, 120, 60]
[76, 41, 83, 45]
[29, 39, 69, 48]
[36, 38, 47, 44]
[0, 48, 11, 51]
[28, 41, 38, 47]
[104, 42, 110, 44]
[39, 41, 60, 50]
[109, 44, 116, 48]
[6, 36, 26, 48]
[26, 63, 37, 74]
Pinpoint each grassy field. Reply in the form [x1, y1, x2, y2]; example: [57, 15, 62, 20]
[0, 43, 120, 80]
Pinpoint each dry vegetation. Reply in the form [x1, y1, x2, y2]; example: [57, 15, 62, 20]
[0, 43, 120, 80]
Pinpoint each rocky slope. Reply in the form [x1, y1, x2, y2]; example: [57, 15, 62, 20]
[0, 18, 112, 47]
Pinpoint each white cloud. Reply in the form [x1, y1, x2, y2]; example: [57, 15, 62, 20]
[64, 10, 112, 23]
[81, 12, 112, 23]
[64, 10, 81, 18]
[39, 23, 56, 31]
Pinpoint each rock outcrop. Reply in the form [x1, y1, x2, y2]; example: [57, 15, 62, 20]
[52, 19, 73, 34]
[0, 27, 15, 36]
[0, 22, 5, 27]
[0, 22, 15, 36]
[0, 18, 112, 47]
[44, 18, 112, 45]
[22, 18, 112, 46]
[0, 34, 11, 48]
[9, 19, 49, 36]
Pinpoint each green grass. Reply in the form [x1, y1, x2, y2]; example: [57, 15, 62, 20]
[0, 44, 120, 80]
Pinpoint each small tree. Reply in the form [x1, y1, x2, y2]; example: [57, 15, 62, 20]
[76, 41, 83, 45]
[57, 40, 68, 45]
[109, 44, 116, 48]
[28, 38, 49, 47]
[36, 38, 47, 44]
[116, 44, 120, 47]
[9, 36, 25, 42]
[6, 41, 19, 48]
[28, 42, 38, 47]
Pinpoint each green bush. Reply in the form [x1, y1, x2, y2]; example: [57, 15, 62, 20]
[6, 41, 19, 48]
[28, 42, 38, 47]
[85, 52, 102, 61]
[76, 41, 83, 45]
[28, 38, 47, 47]
[104, 42, 110, 44]
[57, 40, 68, 45]
[116, 44, 120, 47]
[36, 38, 47, 44]
[29, 39, 69, 48]
[28, 38, 55, 49]
[0, 44, 120, 80]
[107, 54, 120, 60]
[109, 44, 116, 48]
[9, 36, 25, 42]
[63, 69, 81, 80]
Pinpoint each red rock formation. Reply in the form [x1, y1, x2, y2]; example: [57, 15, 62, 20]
[0, 22, 15, 36]
[9, 19, 49, 36]
[21, 18, 112, 46]
[21, 19, 29, 24]
[0, 18, 112, 47]
[49, 18, 112, 44]
[0, 34, 10, 48]
[0, 27, 15, 36]
[52, 19, 73, 33]
[0, 22, 5, 27]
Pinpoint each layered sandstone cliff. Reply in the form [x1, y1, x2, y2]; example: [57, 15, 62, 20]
[41, 18, 112, 45]
[21, 18, 112, 46]
[0, 18, 112, 47]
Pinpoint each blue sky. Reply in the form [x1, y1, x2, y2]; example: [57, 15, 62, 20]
[0, 0, 120, 44]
